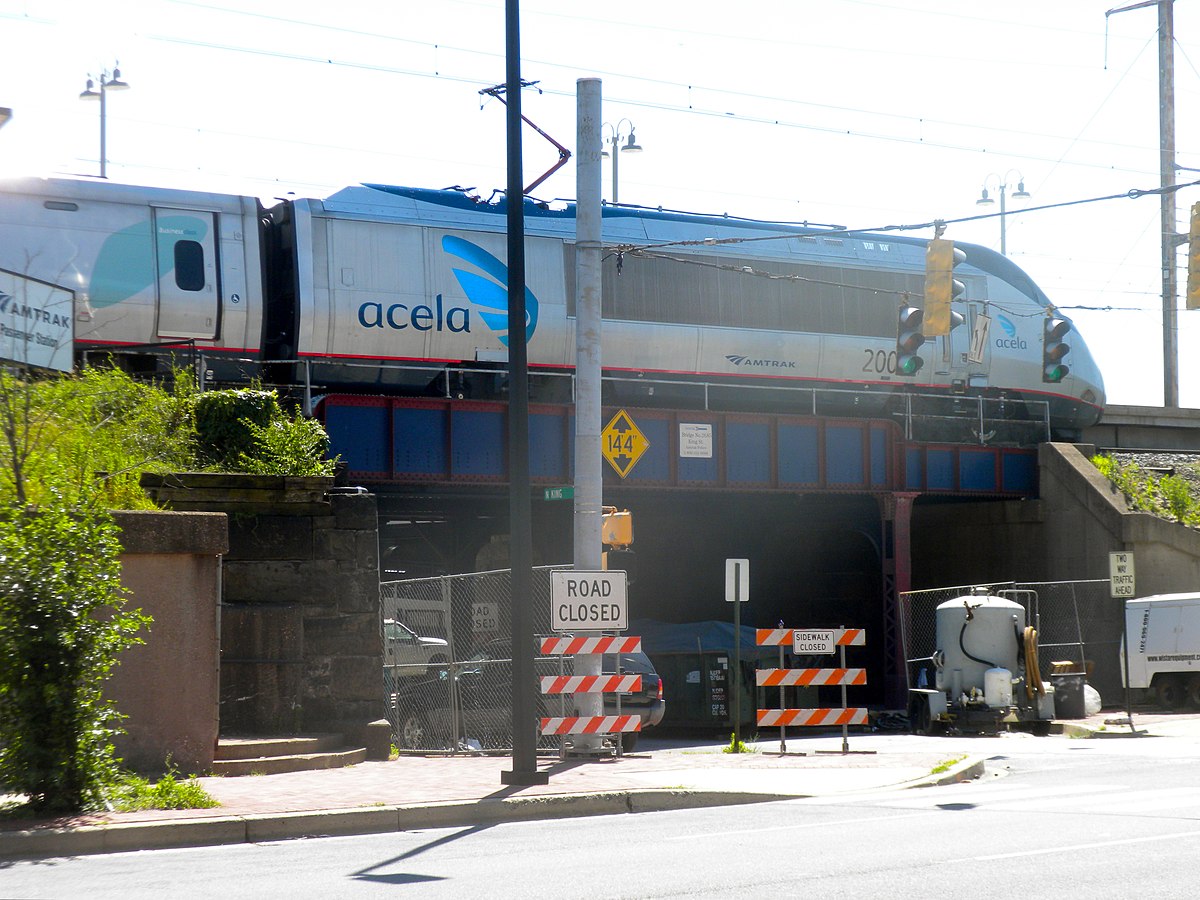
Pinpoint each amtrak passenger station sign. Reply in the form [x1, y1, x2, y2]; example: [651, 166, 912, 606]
[0, 270, 74, 373]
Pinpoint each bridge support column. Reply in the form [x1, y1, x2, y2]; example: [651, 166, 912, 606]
[879, 492, 918, 710]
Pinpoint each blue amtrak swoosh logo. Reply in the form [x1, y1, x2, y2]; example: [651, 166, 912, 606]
[442, 236, 539, 346]
[997, 314, 1017, 338]
[0, 291, 10, 313]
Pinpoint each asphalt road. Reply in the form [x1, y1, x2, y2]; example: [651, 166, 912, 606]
[5, 727, 1200, 899]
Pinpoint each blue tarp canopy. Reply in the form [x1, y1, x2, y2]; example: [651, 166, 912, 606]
[630, 619, 779, 661]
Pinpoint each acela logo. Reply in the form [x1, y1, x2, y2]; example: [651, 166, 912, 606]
[994, 313, 1027, 350]
[443, 235, 540, 346]
[354, 236, 541, 345]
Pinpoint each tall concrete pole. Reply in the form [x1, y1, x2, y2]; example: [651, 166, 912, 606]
[1158, 0, 1179, 407]
[571, 79, 605, 753]
[575, 79, 603, 576]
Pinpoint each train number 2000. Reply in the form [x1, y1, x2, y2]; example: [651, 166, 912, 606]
[862, 348, 899, 374]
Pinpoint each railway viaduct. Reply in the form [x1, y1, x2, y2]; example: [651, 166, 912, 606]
[317, 396, 1200, 709]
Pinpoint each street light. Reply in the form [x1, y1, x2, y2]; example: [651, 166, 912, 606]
[601, 119, 643, 205]
[79, 65, 131, 179]
[975, 170, 1030, 257]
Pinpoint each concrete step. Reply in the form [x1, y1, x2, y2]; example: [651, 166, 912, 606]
[211, 745, 368, 777]
[216, 734, 346, 761]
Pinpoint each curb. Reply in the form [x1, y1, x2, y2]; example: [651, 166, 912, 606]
[0, 789, 789, 861]
[904, 755, 987, 789]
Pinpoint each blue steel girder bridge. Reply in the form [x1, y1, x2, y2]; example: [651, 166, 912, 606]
[320, 395, 1039, 709]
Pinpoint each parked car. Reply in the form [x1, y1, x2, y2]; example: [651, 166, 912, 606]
[383, 618, 449, 684]
[391, 639, 665, 752]
[600, 649, 665, 752]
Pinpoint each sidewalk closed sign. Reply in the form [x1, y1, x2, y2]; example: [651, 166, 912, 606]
[793, 630, 836, 655]
[1110, 551, 1135, 598]
[551, 571, 628, 632]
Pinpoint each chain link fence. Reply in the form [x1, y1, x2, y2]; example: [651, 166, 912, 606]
[380, 566, 579, 753]
[902, 579, 1123, 704]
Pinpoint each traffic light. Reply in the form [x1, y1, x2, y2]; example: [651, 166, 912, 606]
[1187, 202, 1200, 311]
[923, 238, 967, 336]
[1042, 316, 1071, 384]
[896, 305, 925, 376]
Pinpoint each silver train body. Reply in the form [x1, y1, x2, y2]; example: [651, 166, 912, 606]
[0, 178, 1105, 438]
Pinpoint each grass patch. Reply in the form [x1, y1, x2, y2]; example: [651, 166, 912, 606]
[722, 732, 759, 754]
[108, 769, 220, 812]
[930, 754, 967, 775]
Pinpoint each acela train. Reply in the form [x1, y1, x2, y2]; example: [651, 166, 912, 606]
[0, 177, 1104, 441]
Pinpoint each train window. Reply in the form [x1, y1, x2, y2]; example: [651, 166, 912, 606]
[173, 240, 206, 292]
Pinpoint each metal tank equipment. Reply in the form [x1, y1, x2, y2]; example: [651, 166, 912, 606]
[908, 588, 1052, 734]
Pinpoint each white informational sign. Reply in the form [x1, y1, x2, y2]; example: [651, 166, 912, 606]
[967, 313, 991, 365]
[793, 629, 837, 655]
[725, 558, 749, 603]
[0, 270, 74, 373]
[1110, 551, 1136, 598]
[679, 423, 714, 458]
[551, 570, 628, 632]
[471, 601, 498, 633]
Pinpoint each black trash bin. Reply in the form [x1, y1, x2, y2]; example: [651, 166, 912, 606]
[1051, 672, 1087, 719]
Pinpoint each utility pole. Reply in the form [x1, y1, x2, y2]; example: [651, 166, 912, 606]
[572, 78, 604, 753]
[1107, 0, 1179, 406]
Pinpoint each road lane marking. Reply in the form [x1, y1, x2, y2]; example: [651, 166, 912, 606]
[664, 810, 937, 841]
[951, 828, 1200, 862]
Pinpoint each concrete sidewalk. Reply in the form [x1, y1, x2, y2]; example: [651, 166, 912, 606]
[0, 730, 988, 860]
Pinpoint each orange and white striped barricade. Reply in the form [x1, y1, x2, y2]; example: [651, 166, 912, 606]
[538, 636, 643, 754]
[539, 715, 641, 737]
[540, 636, 642, 655]
[755, 627, 868, 754]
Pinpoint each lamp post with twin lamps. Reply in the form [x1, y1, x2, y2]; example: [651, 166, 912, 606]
[79, 66, 131, 179]
[975, 171, 1030, 257]
[601, 119, 643, 205]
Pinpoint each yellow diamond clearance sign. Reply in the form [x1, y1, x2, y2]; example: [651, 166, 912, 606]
[602, 409, 649, 478]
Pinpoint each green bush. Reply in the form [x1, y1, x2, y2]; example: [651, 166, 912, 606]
[0, 499, 150, 812]
[1092, 454, 1200, 525]
[1160, 474, 1193, 523]
[193, 389, 282, 470]
[0, 366, 196, 509]
[238, 410, 336, 477]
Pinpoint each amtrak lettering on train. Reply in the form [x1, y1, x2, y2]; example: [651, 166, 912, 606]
[0, 177, 1105, 442]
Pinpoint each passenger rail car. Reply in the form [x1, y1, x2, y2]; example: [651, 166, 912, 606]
[0, 177, 1105, 440]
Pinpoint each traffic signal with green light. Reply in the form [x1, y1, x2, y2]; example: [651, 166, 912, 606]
[1042, 316, 1071, 384]
[924, 238, 966, 336]
[896, 305, 925, 376]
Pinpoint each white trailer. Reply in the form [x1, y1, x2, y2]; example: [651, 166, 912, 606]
[1123, 593, 1200, 708]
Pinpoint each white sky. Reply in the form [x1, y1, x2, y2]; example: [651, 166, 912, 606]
[1, 0, 1198, 409]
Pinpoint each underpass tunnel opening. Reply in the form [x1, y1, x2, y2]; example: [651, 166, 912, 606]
[377, 489, 891, 708]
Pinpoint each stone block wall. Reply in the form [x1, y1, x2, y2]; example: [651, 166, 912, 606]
[214, 484, 385, 740]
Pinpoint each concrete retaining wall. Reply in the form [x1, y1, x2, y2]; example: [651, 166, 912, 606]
[913, 442, 1200, 703]
[107, 511, 228, 774]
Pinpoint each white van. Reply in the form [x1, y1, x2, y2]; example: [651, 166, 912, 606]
[1123, 593, 1200, 708]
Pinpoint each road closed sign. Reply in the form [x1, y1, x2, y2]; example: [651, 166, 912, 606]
[551, 570, 628, 632]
